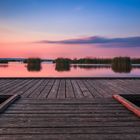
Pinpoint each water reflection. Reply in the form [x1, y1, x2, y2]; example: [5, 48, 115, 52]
[72, 57, 134, 73]
[26, 62, 42, 72]
[0, 62, 140, 77]
[0, 64, 8, 68]
[111, 64, 132, 73]
[55, 63, 137, 73]
[26, 63, 42, 72]
[111, 57, 132, 73]
[55, 58, 71, 72]
[72, 64, 110, 70]
[25, 59, 42, 72]
[72, 64, 133, 73]
[55, 63, 70, 72]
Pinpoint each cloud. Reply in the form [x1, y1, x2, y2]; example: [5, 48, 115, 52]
[36, 36, 140, 47]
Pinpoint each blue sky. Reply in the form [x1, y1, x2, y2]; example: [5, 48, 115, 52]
[0, 0, 140, 58]
[0, 0, 140, 42]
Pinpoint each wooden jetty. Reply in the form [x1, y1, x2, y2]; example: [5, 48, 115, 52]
[0, 78, 140, 139]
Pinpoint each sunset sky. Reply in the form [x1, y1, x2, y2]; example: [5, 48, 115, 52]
[0, 0, 140, 58]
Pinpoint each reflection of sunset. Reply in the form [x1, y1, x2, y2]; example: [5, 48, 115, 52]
[0, 63, 139, 77]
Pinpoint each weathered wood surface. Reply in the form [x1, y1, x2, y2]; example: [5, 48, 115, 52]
[0, 79, 140, 99]
[0, 98, 140, 140]
[0, 79, 140, 139]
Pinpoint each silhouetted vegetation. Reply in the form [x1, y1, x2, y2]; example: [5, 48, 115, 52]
[72, 58, 112, 64]
[54, 58, 71, 64]
[26, 58, 42, 71]
[55, 58, 70, 72]
[0, 60, 8, 64]
[54, 57, 140, 65]
[111, 57, 132, 73]
[131, 58, 140, 64]
[24, 58, 41, 64]
[0, 57, 140, 64]
[54, 57, 112, 64]
[55, 63, 70, 72]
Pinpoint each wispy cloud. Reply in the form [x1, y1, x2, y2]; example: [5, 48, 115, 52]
[36, 36, 140, 48]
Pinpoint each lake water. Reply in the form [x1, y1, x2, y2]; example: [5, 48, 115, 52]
[0, 62, 140, 77]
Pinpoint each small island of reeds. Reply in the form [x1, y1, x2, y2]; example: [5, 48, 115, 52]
[24, 58, 42, 72]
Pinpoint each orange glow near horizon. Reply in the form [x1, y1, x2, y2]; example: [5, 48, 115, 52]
[0, 42, 140, 59]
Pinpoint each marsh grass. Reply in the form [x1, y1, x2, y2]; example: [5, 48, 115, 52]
[111, 57, 132, 73]
[25, 58, 42, 71]
[0, 60, 8, 64]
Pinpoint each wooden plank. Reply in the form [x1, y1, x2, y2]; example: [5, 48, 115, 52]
[22, 79, 43, 97]
[28, 79, 48, 98]
[5, 108, 132, 113]
[0, 117, 139, 127]
[0, 134, 139, 140]
[66, 80, 75, 98]
[101, 79, 122, 95]
[1, 113, 134, 118]
[0, 94, 20, 113]
[0, 79, 21, 93]
[71, 80, 83, 98]
[0, 116, 137, 122]
[82, 80, 102, 98]
[47, 79, 60, 99]
[86, 80, 108, 97]
[76, 80, 93, 98]
[14, 79, 35, 96]
[10, 104, 124, 110]
[0, 79, 140, 99]
[4, 80, 33, 96]
[0, 98, 138, 140]
[117, 79, 140, 93]
[0, 79, 14, 87]
[14, 98, 118, 104]
[1, 79, 29, 95]
[94, 80, 119, 96]
[38, 79, 55, 98]
[0, 127, 140, 134]
[114, 79, 135, 94]
[57, 80, 66, 99]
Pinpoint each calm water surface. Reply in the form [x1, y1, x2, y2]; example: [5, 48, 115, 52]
[0, 62, 140, 77]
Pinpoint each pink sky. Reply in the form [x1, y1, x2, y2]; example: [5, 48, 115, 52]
[0, 42, 140, 59]
[0, 0, 140, 59]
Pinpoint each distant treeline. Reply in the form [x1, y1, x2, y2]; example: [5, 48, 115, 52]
[54, 57, 137, 73]
[0, 60, 9, 64]
[54, 58, 112, 64]
[1, 57, 140, 64]
[131, 58, 140, 64]
[54, 57, 140, 64]
[72, 58, 112, 64]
